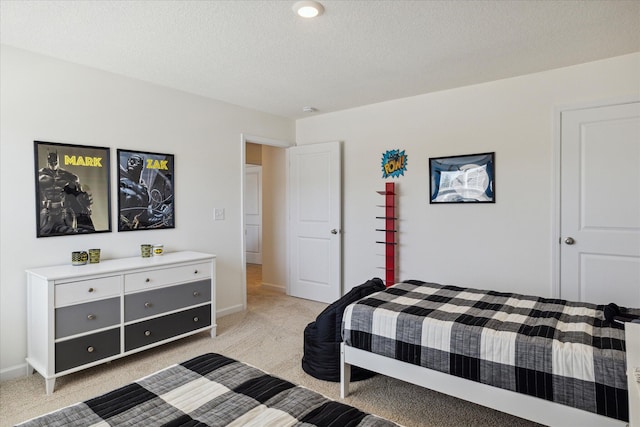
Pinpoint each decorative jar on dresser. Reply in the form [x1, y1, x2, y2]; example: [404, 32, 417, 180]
[25, 251, 216, 394]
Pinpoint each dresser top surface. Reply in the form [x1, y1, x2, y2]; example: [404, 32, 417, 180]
[26, 251, 215, 281]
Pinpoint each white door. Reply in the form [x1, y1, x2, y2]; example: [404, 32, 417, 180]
[245, 165, 262, 264]
[288, 141, 342, 303]
[560, 101, 640, 306]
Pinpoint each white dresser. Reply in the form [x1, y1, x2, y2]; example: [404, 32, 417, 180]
[25, 251, 216, 394]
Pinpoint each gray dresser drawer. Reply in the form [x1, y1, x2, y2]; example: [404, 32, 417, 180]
[125, 305, 211, 351]
[55, 328, 120, 373]
[55, 297, 120, 339]
[124, 279, 211, 322]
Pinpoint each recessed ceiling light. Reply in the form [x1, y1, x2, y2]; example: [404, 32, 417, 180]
[293, 1, 324, 18]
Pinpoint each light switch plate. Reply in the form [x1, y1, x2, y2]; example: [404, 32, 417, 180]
[214, 208, 225, 221]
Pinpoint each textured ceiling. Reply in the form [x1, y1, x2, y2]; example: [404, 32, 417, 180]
[1, 0, 639, 119]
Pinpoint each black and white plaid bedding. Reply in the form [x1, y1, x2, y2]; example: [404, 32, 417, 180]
[342, 280, 639, 422]
[18, 353, 398, 427]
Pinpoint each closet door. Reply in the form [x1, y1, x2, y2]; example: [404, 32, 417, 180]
[245, 165, 262, 264]
[559, 101, 640, 306]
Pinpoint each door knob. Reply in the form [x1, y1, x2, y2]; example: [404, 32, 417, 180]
[564, 237, 575, 245]
[331, 229, 338, 234]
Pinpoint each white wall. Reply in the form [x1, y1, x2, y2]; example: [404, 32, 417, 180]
[0, 46, 294, 379]
[296, 53, 640, 297]
[261, 145, 287, 288]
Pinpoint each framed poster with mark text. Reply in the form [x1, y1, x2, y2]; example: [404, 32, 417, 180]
[34, 140, 111, 237]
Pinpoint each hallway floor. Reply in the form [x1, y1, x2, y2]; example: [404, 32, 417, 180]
[246, 263, 284, 297]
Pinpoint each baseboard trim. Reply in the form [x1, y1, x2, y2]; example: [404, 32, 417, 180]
[261, 282, 285, 292]
[1, 363, 29, 382]
[217, 304, 244, 318]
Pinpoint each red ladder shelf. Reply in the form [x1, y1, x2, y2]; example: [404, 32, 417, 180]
[376, 182, 396, 287]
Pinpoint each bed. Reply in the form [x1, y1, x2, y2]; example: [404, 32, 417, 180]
[18, 352, 398, 427]
[341, 280, 640, 427]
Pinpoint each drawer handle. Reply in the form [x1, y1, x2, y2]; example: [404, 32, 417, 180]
[193, 316, 199, 322]
[87, 346, 94, 353]
[194, 270, 199, 274]
[144, 330, 151, 336]
[144, 302, 152, 308]
[88, 287, 95, 293]
[87, 314, 96, 320]
[193, 291, 200, 297]
[145, 278, 150, 283]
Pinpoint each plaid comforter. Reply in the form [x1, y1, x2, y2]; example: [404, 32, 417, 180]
[18, 353, 398, 427]
[342, 280, 638, 422]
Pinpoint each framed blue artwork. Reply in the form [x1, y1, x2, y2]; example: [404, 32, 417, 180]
[429, 152, 495, 204]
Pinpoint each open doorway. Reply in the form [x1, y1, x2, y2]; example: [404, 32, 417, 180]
[246, 262, 263, 296]
[240, 134, 294, 309]
[244, 145, 263, 297]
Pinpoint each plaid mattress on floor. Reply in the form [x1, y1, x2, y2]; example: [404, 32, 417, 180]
[343, 280, 638, 422]
[18, 353, 398, 427]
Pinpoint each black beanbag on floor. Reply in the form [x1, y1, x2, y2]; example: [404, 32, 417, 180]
[603, 302, 640, 329]
[302, 277, 386, 382]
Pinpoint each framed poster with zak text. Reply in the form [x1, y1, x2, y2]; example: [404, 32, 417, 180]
[118, 149, 174, 231]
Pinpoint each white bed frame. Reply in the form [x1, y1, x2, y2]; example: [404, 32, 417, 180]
[340, 321, 640, 427]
